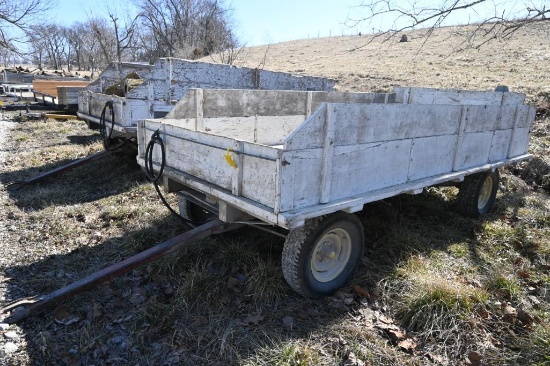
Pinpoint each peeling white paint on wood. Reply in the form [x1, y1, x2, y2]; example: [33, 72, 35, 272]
[79, 58, 335, 134]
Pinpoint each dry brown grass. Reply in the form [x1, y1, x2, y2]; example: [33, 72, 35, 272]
[0, 21, 549, 365]
[235, 22, 550, 99]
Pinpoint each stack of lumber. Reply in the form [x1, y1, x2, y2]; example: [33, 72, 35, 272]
[33, 80, 90, 99]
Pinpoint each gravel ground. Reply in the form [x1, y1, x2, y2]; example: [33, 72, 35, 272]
[0, 117, 28, 363]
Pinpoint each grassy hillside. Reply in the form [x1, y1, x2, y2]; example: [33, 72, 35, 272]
[234, 22, 550, 101]
[0, 22, 548, 365]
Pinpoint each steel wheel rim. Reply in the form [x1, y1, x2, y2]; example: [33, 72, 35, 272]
[478, 175, 493, 210]
[311, 228, 352, 282]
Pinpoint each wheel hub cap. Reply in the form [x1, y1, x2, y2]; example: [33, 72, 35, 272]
[478, 175, 493, 210]
[311, 228, 352, 282]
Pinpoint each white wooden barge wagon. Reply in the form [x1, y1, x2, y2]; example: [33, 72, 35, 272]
[136, 86, 535, 298]
[77, 58, 334, 144]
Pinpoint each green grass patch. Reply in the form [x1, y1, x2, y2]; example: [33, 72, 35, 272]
[485, 272, 523, 300]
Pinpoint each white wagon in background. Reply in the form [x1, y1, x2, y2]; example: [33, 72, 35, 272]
[136, 86, 535, 298]
[77, 58, 334, 145]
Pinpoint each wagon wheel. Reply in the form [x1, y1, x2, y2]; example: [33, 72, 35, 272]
[178, 195, 216, 226]
[282, 213, 364, 298]
[457, 170, 499, 218]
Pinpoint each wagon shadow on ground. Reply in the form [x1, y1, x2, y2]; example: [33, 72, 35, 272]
[0, 152, 146, 210]
[1, 185, 529, 365]
[65, 134, 102, 146]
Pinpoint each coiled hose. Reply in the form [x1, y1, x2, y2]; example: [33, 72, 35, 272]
[144, 130, 196, 227]
[99, 101, 115, 150]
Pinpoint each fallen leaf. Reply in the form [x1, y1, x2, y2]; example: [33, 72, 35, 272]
[193, 316, 209, 327]
[475, 307, 491, 320]
[53, 305, 80, 325]
[487, 335, 502, 348]
[333, 291, 355, 305]
[467, 351, 482, 366]
[387, 329, 406, 342]
[425, 352, 446, 363]
[343, 351, 366, 366]
[353, 285, 371, 300]
[398, 338, 417, 353]
[242, 313, 264, 325]
[516, 309, 534, 327]
[374, 322, 400, 332]
[503, 304, 517, 318]
[375, 313, 394, 325]
[282, 316, 294, 329]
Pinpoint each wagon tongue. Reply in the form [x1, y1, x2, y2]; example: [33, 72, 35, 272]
[0, 219, 241, 324]
[6, 143, 124, 190]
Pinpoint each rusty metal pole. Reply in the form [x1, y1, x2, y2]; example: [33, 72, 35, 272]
[1, 219, 241, 324]
[7, 146, 122, 190]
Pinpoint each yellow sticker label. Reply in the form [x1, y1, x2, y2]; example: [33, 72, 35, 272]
[224, 148, 237, 168]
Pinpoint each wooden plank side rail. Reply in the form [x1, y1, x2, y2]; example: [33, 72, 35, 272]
[135, 87, 535, 230]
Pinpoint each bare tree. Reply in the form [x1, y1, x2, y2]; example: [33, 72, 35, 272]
[134, 0, 238, 60]
[29, 23, 66, 70]
[27, 30, 47, 69]
[105, 5, 139, 63]
[0, 0, 53, 52]
[349, 0, 550, 49]
[65, 23, 85, 71]
[211, 42, 245, 65]
[88, 17, 117, 68]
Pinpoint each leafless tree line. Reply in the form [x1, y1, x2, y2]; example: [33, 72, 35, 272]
[1, 0, 239, 71]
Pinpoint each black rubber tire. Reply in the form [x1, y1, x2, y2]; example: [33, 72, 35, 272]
[282, 213, 364, 298]
[457, 170, 499, 218]
[177, 195, 216, 226]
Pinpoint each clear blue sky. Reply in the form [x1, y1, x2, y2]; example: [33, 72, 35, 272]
[52, 0, 366, 46]
[229, 0, 365, 46]
[48, 0, 544, 47]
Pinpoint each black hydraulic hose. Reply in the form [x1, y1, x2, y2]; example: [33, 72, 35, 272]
[144, 130, 165, 182]
[99, 101, 115, 150]
[144, 130, 197, 227]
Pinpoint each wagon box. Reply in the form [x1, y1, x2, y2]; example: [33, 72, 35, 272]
[137, 87, 534, 227]
[78, 58, 335, 141]
[136, 86, 535, 298]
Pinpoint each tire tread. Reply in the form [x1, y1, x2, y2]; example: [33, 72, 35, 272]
[457, 170, 499, 218]
[282, 214, 364, 298]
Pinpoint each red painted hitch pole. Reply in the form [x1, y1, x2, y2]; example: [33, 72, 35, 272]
[1, 219, 241, 324]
